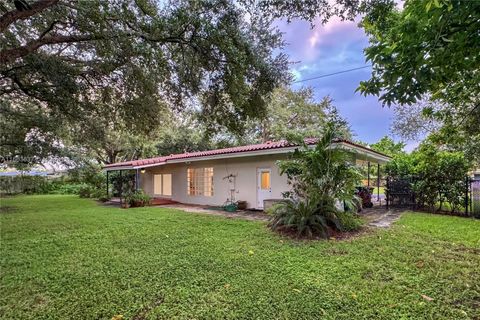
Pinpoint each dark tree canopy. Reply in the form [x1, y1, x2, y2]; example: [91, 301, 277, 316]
[1, 0, 289, 164]
[359, 0, 479, 108]
[1, 0, 390, 166]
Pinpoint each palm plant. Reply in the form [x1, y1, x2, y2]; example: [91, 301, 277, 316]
[269, 194, 342, 238]
[269, 123, 362, 238]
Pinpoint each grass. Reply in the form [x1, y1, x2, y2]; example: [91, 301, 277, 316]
[372, 186, 385, 195]
[1, 195, 479, 319]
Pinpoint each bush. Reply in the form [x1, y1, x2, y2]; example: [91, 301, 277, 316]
[386, 141, 471, 213]
[0, 165, 108, 198]
[96, 190, 111, 202]
[51, 183, 84, 195]
[0, 175, 85, 195]
[125, 190, 151, 207]
[269, 197, 342, 238]
[78, 184, 94, 198]
[336, 211, 363, 231]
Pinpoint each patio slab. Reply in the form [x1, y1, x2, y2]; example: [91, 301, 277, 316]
[365, 208, 405, 228]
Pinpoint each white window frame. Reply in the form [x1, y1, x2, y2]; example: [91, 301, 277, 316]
[153, 173, 172, 197]
[187, 167, 214, 196]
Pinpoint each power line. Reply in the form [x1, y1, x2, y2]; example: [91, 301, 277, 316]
[292, 65, 371, 83]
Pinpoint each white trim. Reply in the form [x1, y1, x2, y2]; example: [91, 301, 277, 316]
[132, 162, 166, 169]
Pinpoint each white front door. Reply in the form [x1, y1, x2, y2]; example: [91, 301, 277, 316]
[257, 168, 272, 209]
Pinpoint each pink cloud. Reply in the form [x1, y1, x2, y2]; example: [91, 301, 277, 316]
[304, 17, 365, 62]
[278, 17, 366, 64]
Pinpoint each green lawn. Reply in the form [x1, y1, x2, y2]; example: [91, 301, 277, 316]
[1, 195, 479, 319]
[372, 186, 385, 195]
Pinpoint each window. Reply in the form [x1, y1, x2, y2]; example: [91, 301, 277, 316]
[260, 170, 271, 190]
[187, 167, 213, 196]
[154, 174, 172, 196]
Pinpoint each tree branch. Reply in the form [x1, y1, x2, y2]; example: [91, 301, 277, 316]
[0, 33, 100, 64]
[39, 19, 61, 39]
[0, 0, 60, 33]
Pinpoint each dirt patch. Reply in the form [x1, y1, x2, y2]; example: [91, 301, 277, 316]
[0, 206, 17, 214]
[132, 296, 164, 320]
[269, 225, 370, 242]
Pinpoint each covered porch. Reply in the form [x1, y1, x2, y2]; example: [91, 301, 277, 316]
[337, 141, 390, 208]
[103, 166, 174, 206]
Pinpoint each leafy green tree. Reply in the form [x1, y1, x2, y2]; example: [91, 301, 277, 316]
[359, 0, 479, 108]
[235, 87, 351, 144]
[370, 136, 405, 157]
[392, 99, 479, 166]
[359, 0, 480, 164]
[0, 0, 289, 165]
[154, 117, 235, 156]
[1, 0, 388, 167]
[391, 99, 441, 141]
[259, 87, 327, 142]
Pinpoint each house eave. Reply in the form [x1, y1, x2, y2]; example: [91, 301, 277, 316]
[104, 140, 391, 171]
[332, 141, 391, 164]
[148, 146, 302, 166]
[104, 165, 134, 171]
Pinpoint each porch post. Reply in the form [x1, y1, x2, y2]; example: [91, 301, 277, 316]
[106, 170, 109, 198]
[377, 163, 380, 202]
[135, 169, 140, 191]
[386, 177, 389, 209]
[367, 161, 371, 187]
[465, 176, 469, 216]
[119, 170, 123, 205]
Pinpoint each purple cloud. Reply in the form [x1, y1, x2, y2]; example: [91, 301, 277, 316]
[277, 17, 408, 145]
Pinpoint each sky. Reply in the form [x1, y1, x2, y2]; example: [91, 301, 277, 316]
[277, 17, 413, 148]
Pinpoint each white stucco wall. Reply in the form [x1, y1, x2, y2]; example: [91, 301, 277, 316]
[139, 154, 290, 209]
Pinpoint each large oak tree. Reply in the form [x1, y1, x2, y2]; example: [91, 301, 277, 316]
[1, 0, 388, 166]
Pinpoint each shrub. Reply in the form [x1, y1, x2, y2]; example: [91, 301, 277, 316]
[336, 211, 363, 231]
[386, 141, 470, 213]
[0, 175, 86, 195]
[52, 183, 85, 195]
[269, 197, 342, 238]
[125, 190, 151, 207]
[78, 184, 94, 198]
[97, 192, 111, 202]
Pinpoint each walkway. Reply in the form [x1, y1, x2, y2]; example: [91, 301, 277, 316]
[156, 204, 270, 222]
[363, 207, 405, 228]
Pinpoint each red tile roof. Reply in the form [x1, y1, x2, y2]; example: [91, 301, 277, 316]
[104, 138, 389, 169]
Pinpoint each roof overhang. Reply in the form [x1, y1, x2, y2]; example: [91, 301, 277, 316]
[163, 146, 301, 165]
[104, 165, 134, 171]
[332, 141, 391, 164]
[104, 140, 390, 171]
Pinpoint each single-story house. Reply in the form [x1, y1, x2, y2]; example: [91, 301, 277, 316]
[104, 139, 391, 210]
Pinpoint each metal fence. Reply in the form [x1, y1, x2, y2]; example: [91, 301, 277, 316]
[386, 176, 480, 217]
